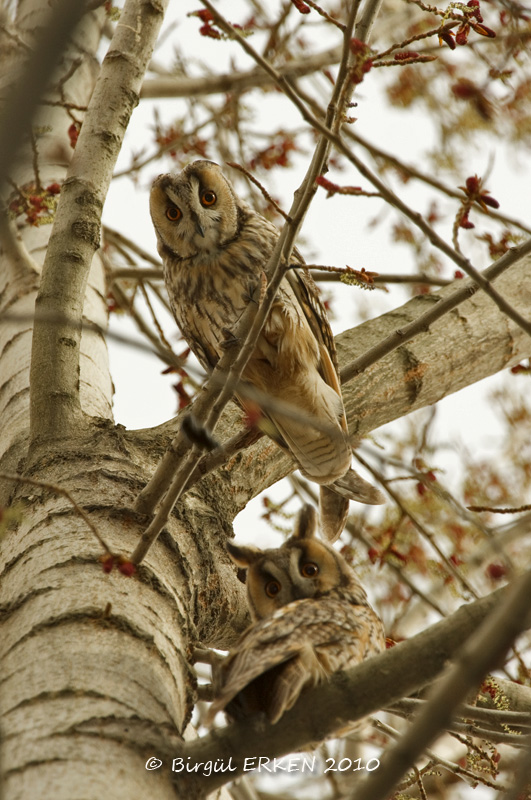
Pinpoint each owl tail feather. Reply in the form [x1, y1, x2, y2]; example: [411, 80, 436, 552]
[319, 487, 349, 543]
[332, 469, 385, 505]
[320, 472, 385, 542]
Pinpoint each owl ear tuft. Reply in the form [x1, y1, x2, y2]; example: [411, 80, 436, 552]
[226, 541, 263, 568]
[293, 504, 318, 541]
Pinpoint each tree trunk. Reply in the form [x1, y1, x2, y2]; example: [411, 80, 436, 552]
[0, 4, 242, 798]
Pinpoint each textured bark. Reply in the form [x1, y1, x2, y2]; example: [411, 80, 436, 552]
[1, 426, 247, 800]
[0, 1, 111, 490]
[336, 253, 531, 438]
[29, 0, 170, 447]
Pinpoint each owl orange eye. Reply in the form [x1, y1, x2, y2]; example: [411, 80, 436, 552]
[166, 206, 181, 221]
[200, 190, 217, 207]
[265, 580, 281, 598]
[301, 562, 319, 578]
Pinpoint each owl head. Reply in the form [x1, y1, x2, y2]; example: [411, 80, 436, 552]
[227, 504, 366, 621]
[149, 160, 243, 262]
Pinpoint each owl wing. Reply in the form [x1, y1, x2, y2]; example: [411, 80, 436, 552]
[286, 260, 341, 387]
[207, 598, 381, 726]
[271, 264, 384, 537]
[243, 259, 352, 485]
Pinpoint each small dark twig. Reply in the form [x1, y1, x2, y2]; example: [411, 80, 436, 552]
[226, 161, 291, 221]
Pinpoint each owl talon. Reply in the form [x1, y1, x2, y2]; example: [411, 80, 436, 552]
[219, 328, 239, 350]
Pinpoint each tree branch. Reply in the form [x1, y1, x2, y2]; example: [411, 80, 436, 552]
[29, 0, 169, 447]
[140, 45, 342, 99]
[352, 567, 531, 800]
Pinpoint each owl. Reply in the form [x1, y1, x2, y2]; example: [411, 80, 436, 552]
[205, 504, 385, 733]
[150, 160, 384, 541]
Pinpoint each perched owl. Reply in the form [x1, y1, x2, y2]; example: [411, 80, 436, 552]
[150, 160, 384, 541]
[205, 505, 385, 733]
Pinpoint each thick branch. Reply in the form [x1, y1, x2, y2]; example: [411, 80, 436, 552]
[337, 251, 531, 440]
[189, 251, 531, 511]
[140, 45, 342, 99]
[29, 0, 169, 447]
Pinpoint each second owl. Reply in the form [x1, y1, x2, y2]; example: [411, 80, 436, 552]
[206, 504, 385, 738]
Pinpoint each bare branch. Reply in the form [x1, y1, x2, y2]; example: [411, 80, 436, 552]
[140, 45, 343, 99]
[29, 0, 169, 448]
[352, 568, 531, 800]
[340, 238, 531, 384]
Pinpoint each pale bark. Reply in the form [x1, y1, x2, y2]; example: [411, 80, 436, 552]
[1, 2, 530, 799]
[0, 0, 111, 490]
[29, 0, 169, 448]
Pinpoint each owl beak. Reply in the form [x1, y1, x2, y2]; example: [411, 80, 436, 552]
[192, 212, 205, 238]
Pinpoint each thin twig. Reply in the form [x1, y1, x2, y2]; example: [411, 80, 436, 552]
[225, 161, 291, 221]
[355, 452, 481, 598]
[0, 471, 111, 553]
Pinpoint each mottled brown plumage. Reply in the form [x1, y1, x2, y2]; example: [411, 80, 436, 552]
[150, 160, 384, 540]
[206, 505, 385, 735]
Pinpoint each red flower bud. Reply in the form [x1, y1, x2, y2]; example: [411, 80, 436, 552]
[472, 22, 496, 37]
[199, 23, 221, 38]
[68, 122, 80, 149]
[465, 175, 480, 193]
[394, 51, 421, 60]
[101, 554, 115, 573]
[456, 24, 469, 45]
[439, 30, 456, 49]
[290, 0, 311, 12]
[117, 560, 136, 577]
[459, 211, 475, 229]
[349, 38, 369, 54]
[481, 193, 500, 209]
[486, 563, 507, 580]
[195, 9, 213, 22]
